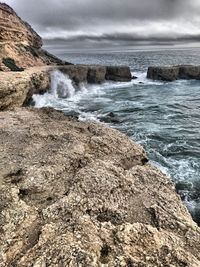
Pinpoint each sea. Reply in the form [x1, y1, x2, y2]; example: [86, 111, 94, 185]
[33, 45, 200, 225]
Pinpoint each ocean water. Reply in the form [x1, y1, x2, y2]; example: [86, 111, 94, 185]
[33, 46, 200, 225]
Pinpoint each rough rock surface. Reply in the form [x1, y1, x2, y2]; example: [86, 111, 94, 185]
[0, 3, 70, 71]
[0, 66, 51, 110]
[0, 107, 200, 266]
[147, 65, 200, 81]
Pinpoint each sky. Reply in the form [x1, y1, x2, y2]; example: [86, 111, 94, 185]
[3, 0, 200, 49]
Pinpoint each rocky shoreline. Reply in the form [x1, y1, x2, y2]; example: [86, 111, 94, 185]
[1, 2, 200, 266]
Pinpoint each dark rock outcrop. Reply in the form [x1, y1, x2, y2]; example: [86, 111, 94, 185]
[147, 65, 200, 81]
[106, 66, 132, 81]
[0, 107, 200, 266]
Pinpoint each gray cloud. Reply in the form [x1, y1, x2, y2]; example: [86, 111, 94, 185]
[3, 0, 200, 46]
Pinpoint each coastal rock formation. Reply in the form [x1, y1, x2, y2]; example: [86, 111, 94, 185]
[0, 107, 200, 266]
[0, 3, 70, 71]
[59, 65, 132, 84]
[0, 65, 132, 111]
[147, 65, 200, 81]
[106, 66, 132, 81]
[0, 66, 51, 110]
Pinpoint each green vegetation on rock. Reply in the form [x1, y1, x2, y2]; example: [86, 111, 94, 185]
[3, 57, 24, 71]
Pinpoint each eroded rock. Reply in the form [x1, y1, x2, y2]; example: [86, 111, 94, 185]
[0, 3, 70, 71]
[106, 66, 132, 81]
[147, 65, 200, 81]
[0, 107, 200, 266]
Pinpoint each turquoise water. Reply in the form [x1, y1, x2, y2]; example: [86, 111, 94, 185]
[34, 46, 200, 225]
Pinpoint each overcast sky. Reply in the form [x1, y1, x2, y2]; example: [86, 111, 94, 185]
[3, 0, 200, 48]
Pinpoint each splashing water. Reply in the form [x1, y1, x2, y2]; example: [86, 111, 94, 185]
[50, 70, 76, 98]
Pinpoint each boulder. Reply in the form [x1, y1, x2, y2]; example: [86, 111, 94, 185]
[106, 66, 132, 81]
[0, 107, 200, 266]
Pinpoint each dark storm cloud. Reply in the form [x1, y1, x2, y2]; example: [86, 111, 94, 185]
[3, 0, 200, 44]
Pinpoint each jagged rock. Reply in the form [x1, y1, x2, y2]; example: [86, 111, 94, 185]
[147, 65, 200, 81]
[0, 107, 200, 266]
[0, 3, 70, 71]
[106, 66, 132, 81]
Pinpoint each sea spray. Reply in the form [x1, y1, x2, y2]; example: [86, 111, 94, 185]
[50, 70, 76, 99]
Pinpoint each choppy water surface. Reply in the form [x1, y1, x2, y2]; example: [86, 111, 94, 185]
[34, 47, 200, 224]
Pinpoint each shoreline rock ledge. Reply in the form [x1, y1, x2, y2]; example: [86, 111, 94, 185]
[0, 107, 200, 266]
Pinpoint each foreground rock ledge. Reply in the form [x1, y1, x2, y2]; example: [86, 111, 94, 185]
[0, 107, 200, 266]
[147, 65, 200, 81]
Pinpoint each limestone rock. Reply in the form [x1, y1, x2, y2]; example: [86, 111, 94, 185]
[0, 66, 51, 110]
[147, 66, 180, 81]
[0, 3, 70, 71]
[178, 65, 200, 79]
[0, 107, 200, 266]
[0, 3, 42, 48]
[147, 65, 200, 81]
[87, 66, 107, 84]
[106, 66, 132, 81]
[0, 65, 132, 111]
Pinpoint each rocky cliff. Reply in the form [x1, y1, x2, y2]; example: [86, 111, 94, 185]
[0, 107, 200, 266]
[0, 3, 70, 71]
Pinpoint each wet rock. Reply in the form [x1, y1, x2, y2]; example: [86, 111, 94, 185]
[99, 112, 120, 124]
[106, 66, 132, 81]
[0, 107, 200, 266]
[132, 75, 138, 79]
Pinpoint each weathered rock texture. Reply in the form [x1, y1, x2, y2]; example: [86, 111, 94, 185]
[0, 65, 132, 111]
[0, 107, 200, 266]
[0, 66, 51, 110]
[0, 3, 70, 71]
[147, 65, 200, 81]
